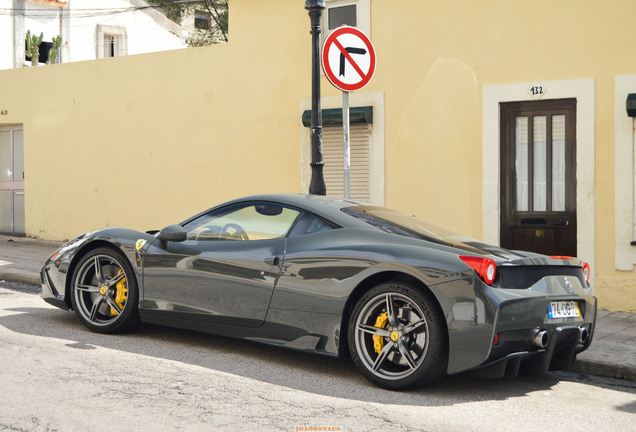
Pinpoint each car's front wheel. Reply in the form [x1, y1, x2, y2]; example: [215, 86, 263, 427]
[348, 282, 448, 389]
[70, 247, 140, 333]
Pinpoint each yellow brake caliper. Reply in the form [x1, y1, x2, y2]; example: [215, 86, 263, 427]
[373, 312, 388, 354]
[111, 270, 128, 316]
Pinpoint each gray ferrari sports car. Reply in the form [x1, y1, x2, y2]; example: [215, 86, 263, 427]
[41, 193, 596, 389]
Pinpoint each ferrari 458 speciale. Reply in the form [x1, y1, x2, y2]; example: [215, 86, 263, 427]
[41, 194, 596, 389]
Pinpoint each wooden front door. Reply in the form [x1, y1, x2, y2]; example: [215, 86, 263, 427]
[500, 99, 577, 256]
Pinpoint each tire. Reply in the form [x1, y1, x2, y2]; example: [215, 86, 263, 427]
[70, 247, 140, 334]
[348, 282, 448, 389]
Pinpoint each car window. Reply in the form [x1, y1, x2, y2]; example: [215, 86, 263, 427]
[288, 211, 336, 237]
[184, 203, 301, 241]
[341, 206, 487, 254]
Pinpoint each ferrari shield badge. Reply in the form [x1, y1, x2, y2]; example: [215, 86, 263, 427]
[135, 239, 147, 251]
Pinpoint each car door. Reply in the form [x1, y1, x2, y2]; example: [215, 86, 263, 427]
[141, 202, 301, 328]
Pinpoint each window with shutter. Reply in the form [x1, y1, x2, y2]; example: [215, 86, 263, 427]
[300, 93, 384, 206]
[322, 124, 371, 202]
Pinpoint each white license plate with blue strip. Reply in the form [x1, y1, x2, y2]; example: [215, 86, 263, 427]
[548, 301, 581, 319]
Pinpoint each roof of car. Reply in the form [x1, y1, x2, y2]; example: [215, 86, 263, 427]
[219, 193, 367, 226]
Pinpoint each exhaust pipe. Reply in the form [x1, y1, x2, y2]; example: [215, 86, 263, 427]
[578, 326, 589, 344]
[532, 330, 549, 348]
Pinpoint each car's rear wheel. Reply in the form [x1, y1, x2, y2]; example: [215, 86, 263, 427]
[348, 282, 448, 389]
[70, 247, 140, 333]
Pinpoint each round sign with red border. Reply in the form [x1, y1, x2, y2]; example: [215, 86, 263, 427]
[322, 26, 376, 92]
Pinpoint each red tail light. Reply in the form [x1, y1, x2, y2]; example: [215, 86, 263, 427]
[550, 255, 574, 260]
[459, 256, 496, 285]
[551, 256, 591, 284]
[582, 262, 591, 283]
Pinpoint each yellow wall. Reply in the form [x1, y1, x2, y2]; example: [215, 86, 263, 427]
[1, 0, 635, 311]
[1, 1, 311, 237]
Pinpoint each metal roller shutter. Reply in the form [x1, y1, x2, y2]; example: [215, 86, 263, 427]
[322, 124, 371, 202]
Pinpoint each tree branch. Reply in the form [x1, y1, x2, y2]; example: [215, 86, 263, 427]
[202, 0, 228, 42]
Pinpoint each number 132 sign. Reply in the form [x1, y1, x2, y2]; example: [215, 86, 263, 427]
[322, 26, 376, 92]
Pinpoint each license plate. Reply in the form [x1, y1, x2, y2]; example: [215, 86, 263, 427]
[548, 301, 581, 319]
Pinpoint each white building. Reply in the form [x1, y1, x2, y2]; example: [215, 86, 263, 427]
[0, 0, 187, 70]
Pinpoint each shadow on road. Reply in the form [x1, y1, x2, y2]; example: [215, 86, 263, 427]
[2, 301, 634, 406]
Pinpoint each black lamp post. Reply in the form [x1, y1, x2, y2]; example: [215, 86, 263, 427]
[305, 0, 327, 195]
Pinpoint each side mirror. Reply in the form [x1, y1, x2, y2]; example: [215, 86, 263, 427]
[156, 224, 187, 243]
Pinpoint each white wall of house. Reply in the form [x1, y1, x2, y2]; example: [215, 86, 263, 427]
[0, 0, 186, 70]
[68, 0, 186, 61]
[24, 1, 61, 43]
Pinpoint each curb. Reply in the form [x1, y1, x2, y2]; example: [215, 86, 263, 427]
[0, 270, 41, 287]
[1, 235, 65, 248]
[572, 359, 636, 382]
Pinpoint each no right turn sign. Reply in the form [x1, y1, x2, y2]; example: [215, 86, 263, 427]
[322, 26, 376, 92]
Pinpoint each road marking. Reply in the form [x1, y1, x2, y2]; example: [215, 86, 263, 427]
[0, 260, 13, 267]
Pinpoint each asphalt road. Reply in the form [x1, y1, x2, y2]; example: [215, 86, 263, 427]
[1, 285, 635, 432]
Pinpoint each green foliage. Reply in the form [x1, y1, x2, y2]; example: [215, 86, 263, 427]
[201, 0, 229, 42]
[46, 35, 63, 65]
[188, 32, 220, 47]
[149, 0, 183, 22]
[25, 30, 43, 66]
[147, 0, 229, 46]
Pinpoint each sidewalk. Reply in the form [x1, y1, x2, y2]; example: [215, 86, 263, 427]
[0, 234, 634, 382]
[0, 234, 63, 286]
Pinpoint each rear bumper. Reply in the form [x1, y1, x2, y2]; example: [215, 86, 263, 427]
[467, 290, 597, 378]
[467, 322, 595, 378]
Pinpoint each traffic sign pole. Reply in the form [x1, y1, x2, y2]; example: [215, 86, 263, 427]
[322, 26, 375, 201]
[343, 91, 350, 199]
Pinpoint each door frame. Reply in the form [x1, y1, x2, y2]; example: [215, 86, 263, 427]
[500, 98, 577, 256]
[482, 79, 595, 275]
[614, 74, 636, 270]
[0, 125, 25, 235]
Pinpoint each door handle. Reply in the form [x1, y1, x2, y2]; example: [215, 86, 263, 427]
[264, 257, 281, 266]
